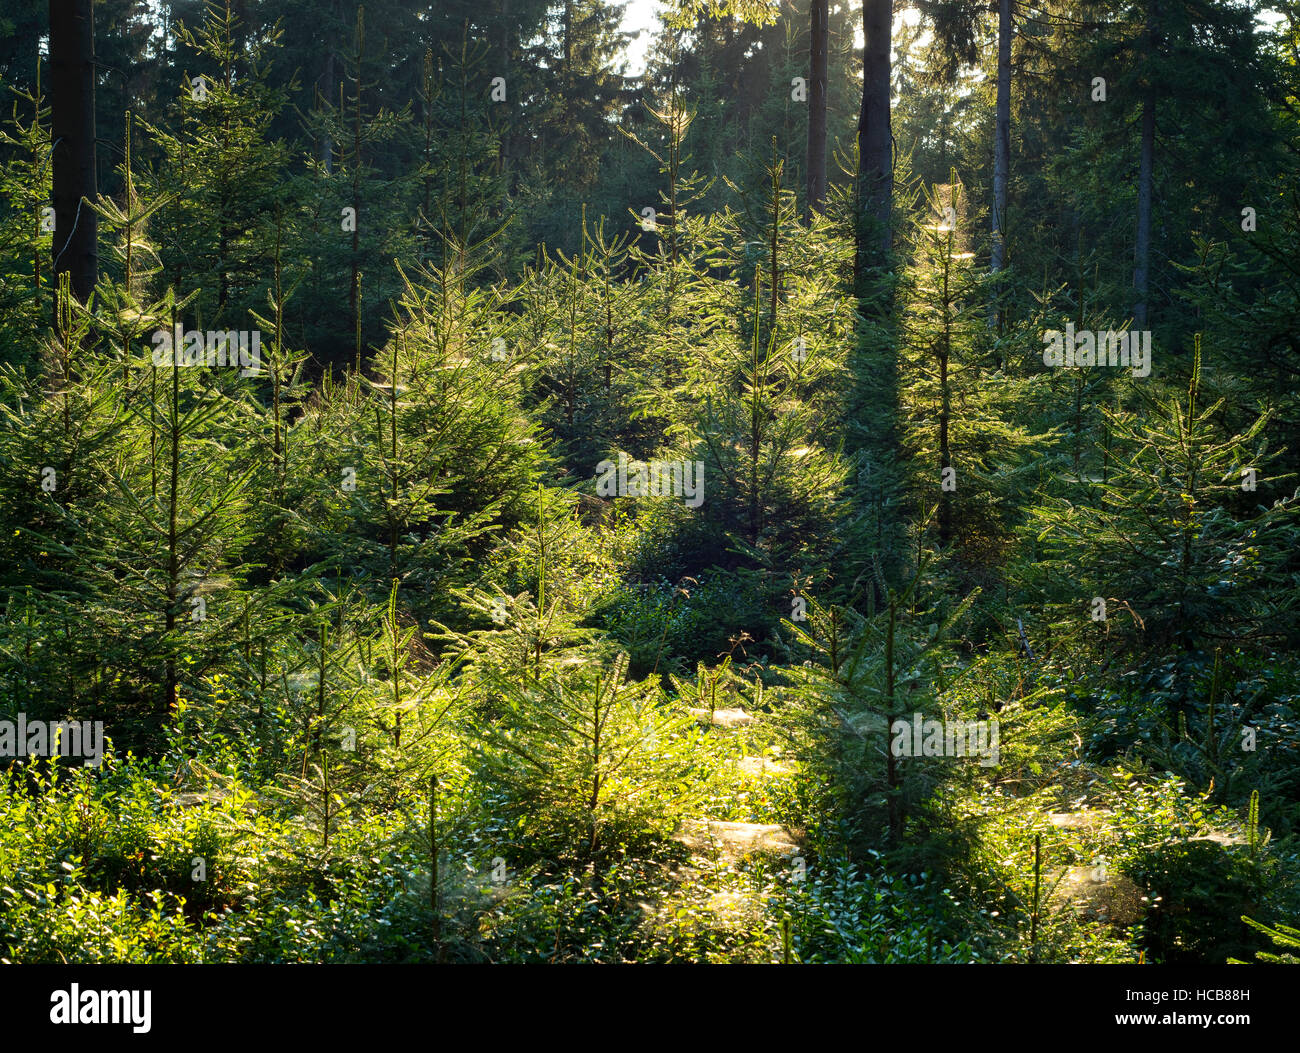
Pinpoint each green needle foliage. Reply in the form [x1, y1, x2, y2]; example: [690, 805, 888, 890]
[475, 650, 702, 867]
[0, 0, 1298, 970]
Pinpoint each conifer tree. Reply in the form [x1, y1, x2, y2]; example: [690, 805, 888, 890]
[475, 650, 700, 865]
[141, 0, 290, 330]
[525, 212, 638, 476]
[0, 76, 52, 364]
[444, 490, 702, 866]
[779, 554, 980, 846]
[1025, 338, 1300, 720]
[0, 277, 126, 716]
[310, 243, 546, 627]
[896, 177, 1040, 572]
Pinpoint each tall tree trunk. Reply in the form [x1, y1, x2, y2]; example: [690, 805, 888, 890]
[350, 9, 362, 363]
[989, 0, 1011, 283]
[319, 0, 341, 173]
[1133, 96, 1155, 326]
[49, 0, 98, 307]
[806, 0, 828, 218]
[853, 0, 900, 601]
[856, 0, 893, 298]
[938, 252, 953, 545]
[885, 596, 901, 843]
[499, 0, 511, 189]
[320, 51, 335, 173]
[1133, 1, 1158, 327]
[563, 0, 573, 133]
[164, 304, 181, 719]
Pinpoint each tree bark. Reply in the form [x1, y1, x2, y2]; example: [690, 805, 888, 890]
[320, 51, 335, 173]
[806, 0, 828, 218]
[500, 0, 511, 188]
[856, 0, 893, 297]
[49, 0, 98, 307]
[563, 0, 573, 133]
[1133, 95, 1155, 326]
[852, 0, 901, 597]
[1133, 0, 1158, 327]
[319, 0, 341, 173]
[990, 0, 1012, 278]
[939, 253, 953, 545]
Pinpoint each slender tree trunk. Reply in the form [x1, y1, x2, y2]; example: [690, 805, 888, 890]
[1133, 1, 1158, 327]
[320, 51, 335, 173]
[164, 305, 181, 719]
[856, 0, 893, 299]
[750, 271, 764, 545]
[429, 774, 441, 957]
[588, 685, 602, 859]
[938, 254, 953, 545]
[990, 0, 1012, 283]
[420, 50, 437, 252]
[770, 140, 781, 333]
[806, 0, 828, 218]
[33, 65, 45, 299]
[350, 10, 363, 363]
[314, 623, 327, 754]
[499, 0, 511, 189]
[562, 0, 573, 137]
[49, 0, 98, 307]
[318, 0, 340, 172]
[853, 0, 901, 595]
[885, 596, 901, 843]
[218, 111, 231, 312]
[1133, 96, 1155, 326]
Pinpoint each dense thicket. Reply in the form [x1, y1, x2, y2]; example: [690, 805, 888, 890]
[0, 0, 1296, 965]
